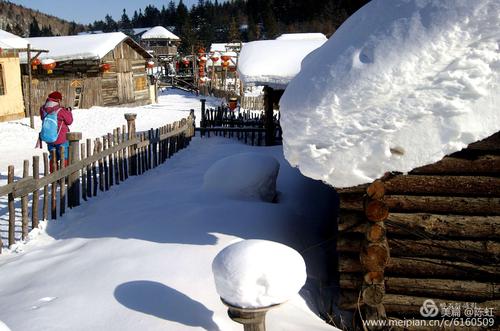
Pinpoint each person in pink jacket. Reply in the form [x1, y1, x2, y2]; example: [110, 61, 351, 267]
[40, 91, 73, 171]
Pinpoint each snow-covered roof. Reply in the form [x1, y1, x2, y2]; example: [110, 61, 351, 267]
[209, 43, 242, 53]
[20, 32, 151, 63]
[0, 29, 28, 50]
[237, 39, 326, 89]
[276, 33, 327, 41]
[141, 26, 179, 40]
[280, 0, 500, 188]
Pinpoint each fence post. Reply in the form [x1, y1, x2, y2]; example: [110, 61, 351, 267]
[263, 86, 275, 146]
[8, 165, 15, 247]
[32, 155, 40, 229]
[200, 99, 206, 136]
[67, 132, 82, 207]
[125, 113, 137, 176]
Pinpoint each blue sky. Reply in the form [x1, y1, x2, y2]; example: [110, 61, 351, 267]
[9, 0, 200, 24]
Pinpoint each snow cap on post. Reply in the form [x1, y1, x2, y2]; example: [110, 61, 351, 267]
[212, 239, 307, 309]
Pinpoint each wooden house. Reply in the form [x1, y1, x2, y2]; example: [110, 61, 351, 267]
[0, 29, 28, 122]
[335, 131, 500, 328]
[20, 32, 154, 110]
[238, 38, 326, 145]
[140, 26, 180, 59]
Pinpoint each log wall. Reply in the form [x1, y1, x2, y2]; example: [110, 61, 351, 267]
[336, 131, 500, 328]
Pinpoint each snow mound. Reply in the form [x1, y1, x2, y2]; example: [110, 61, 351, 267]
[280, 0, 500, 188]
[212, 239, 307, 308]
[276, 33, 327, 41]
[0, 320, 11, 331]
[202, 153, 279, 202]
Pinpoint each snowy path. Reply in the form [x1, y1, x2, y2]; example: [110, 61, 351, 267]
[0, 89, 218, 247]
[0, 137, 338, 331]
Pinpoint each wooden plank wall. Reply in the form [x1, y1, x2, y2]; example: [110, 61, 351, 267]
[101, 41, 150, 106]
[22, 76, 102, 112]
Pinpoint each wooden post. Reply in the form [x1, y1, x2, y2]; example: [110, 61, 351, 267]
[97, 138, 104, 192]
[125, 113, 137, 176]
[81, 143, 87, 201]
[103, 136, 109, 191]
[43, 153, 49, 221]
[67, 132, 82, 207]
[27, 44, 34, 129]
[7, 165, 15, 247]
[117, 127, 123, 181]
[224, 300, 279, 331]
[112, 129, 120, 185]
[21, 160, 29, 240]
[108, 132, 115, 187]
[86, 139, 92, 198]
[50, 150, 57, 219]
[59, 146, 66, 216]
[122, 125, 128, 180]
[32, 156, 40, 229]
[263, 86, 275, 146]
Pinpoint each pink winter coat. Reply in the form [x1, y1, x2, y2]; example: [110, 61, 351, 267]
[40, 98, 73, 145]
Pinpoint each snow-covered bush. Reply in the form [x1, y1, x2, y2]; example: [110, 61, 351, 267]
[280, 0, 500, 187]
[202, 153, 280, 202]
[212, 239, 307, 308]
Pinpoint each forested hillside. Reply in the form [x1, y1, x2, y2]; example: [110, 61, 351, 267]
[0, 0, 84, 37]
[89, 0, 370, 51]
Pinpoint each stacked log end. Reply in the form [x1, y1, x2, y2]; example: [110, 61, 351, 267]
[336, 131, 500, 328]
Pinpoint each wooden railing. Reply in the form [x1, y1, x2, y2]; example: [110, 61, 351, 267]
[197, 99, 281, 146]
[0, 111, 195, 253]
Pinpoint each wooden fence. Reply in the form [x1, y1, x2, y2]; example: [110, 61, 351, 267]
[240, 95, 264, 111]
[0, 112, 195, 253]
[197, 99, 282, 147]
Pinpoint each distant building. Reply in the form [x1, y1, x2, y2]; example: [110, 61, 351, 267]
[0, 29, 28, 122]
[20, 32, 154, 109]
[139, 26, 180, 58]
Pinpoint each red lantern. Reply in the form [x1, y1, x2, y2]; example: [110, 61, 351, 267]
[210, 56, 219, 62]
[100, 63, 111, 73]
[146, 61, 155, 69]
[182, 58, 190, 67]
[42, 59, 57, 74]
[222, 61, 230, 68]
[31, 58, 41, 70]
[221, 53, 232, 62]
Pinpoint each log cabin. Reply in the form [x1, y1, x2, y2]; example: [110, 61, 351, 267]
[335, 131, 500, 328]
[19, 32, 154, 110]
[139, 26, 180, 59]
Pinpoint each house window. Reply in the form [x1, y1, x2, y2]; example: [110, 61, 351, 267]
[0, 64, 5, 95]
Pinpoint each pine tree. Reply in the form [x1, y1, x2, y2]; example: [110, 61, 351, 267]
[120, 9, 134, 36]
[29, 17, 42, 37]
[103, 14, 118, 32]
[12, 23, 24, 37]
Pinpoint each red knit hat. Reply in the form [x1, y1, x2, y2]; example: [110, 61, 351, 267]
[48, 91, 62, 100]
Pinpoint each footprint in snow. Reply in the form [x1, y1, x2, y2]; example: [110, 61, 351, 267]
[30, 297, 57, 310]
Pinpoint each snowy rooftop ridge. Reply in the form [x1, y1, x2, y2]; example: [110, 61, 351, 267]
[238, 39, 326, 89]
[0, 29, 28, 50]
[20, 32, 151, 63]
[141, 26, 180, 40]
[276, 33, 327, 41]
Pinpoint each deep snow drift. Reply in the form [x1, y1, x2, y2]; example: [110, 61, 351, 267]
[280, 0, 500, 187]
[213, 239, 307, 309]
[202, 153, 279, 202]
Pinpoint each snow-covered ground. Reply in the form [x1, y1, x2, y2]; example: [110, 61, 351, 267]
[0, 91, 338, 331]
